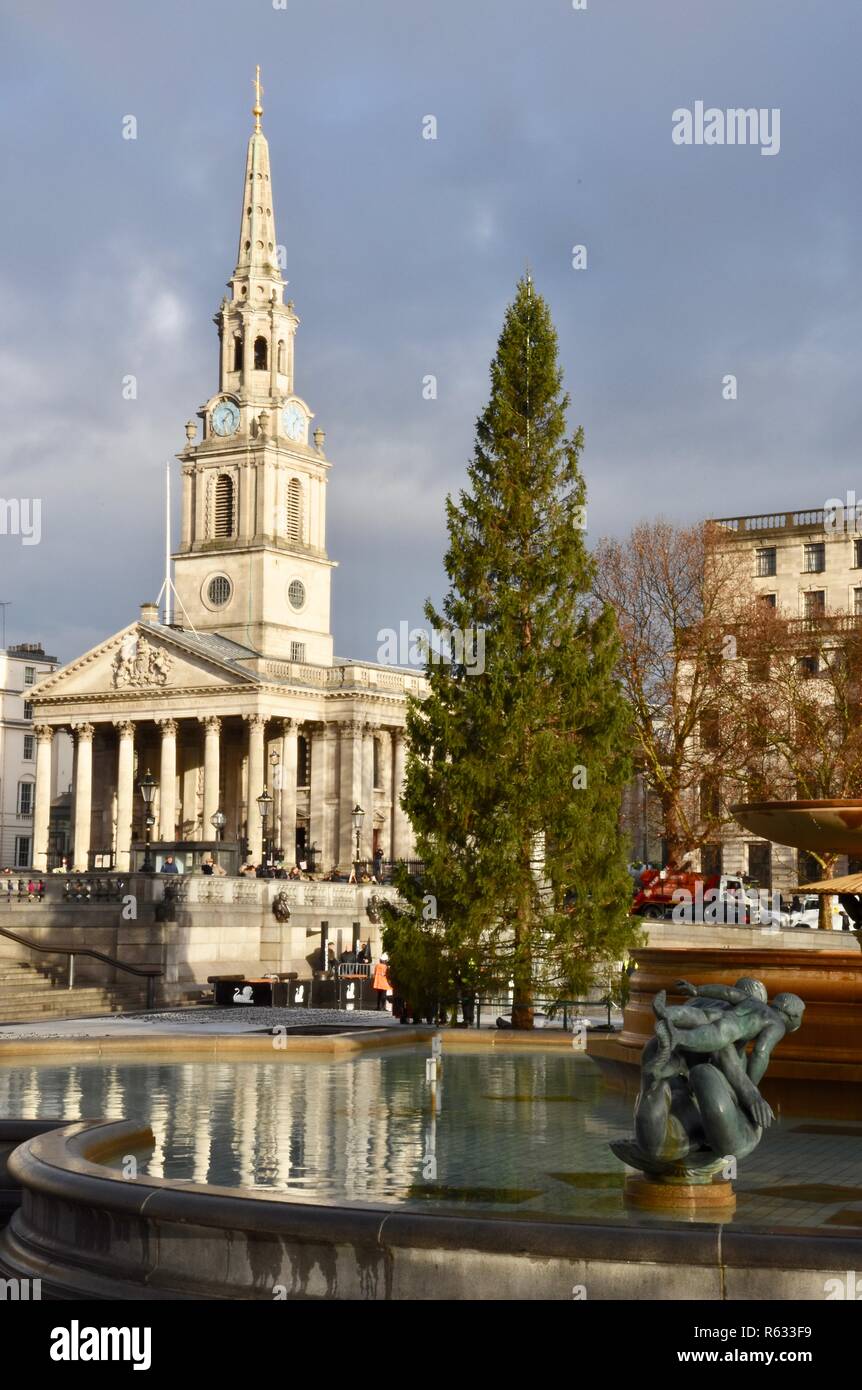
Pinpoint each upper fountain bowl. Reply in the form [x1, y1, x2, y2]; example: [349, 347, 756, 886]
[730, 799, 862, 854]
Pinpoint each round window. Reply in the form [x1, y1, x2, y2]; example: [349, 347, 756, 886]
[288, 579, 306, 610]
[207, 575, 232, 607]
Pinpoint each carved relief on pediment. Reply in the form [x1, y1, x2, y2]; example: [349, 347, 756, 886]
[111, 633, 172, 689]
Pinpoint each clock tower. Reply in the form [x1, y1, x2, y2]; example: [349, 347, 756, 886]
[173, 70, 335, 666]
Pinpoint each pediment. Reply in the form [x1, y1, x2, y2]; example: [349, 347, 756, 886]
[33, 624, 257, 702]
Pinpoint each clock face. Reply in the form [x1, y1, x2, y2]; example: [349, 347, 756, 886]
[212, 400, 240, 437]
[282, 402, 306, 443]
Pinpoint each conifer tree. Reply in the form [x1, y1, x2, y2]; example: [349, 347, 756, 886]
[392, 276, 639, 1028]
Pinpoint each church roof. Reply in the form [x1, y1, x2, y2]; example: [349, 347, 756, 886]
[143, 624, 263, 679]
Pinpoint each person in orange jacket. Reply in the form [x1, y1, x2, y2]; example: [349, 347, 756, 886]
[372, 954, 391, 1010]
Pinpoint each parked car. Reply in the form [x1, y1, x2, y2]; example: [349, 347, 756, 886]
[759, 893, 853, 931]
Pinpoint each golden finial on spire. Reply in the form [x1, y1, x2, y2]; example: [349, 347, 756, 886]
[252, 65, 264, 132]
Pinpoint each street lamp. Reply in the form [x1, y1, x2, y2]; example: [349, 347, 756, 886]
[352, 803, 365, 881]
[210, 809, 226, 841]
[257, 787, 273, 873]
[138, 770, 158, 873]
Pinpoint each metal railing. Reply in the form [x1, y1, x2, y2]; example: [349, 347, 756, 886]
[0, 924, 163, 1009]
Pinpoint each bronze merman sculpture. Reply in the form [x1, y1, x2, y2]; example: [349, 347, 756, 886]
[611, 977, 805, 1208]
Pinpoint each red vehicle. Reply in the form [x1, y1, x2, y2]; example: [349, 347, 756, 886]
[632, 867, 750, 922]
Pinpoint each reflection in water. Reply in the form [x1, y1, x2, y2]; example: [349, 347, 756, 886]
[0, 1049, 613, 1210]
[0, 1047, 855, 1227]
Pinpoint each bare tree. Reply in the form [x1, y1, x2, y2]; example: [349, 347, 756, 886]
[594, 520, 753, 868]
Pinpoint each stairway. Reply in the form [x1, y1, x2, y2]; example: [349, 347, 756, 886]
[0, 957, 147, 1025]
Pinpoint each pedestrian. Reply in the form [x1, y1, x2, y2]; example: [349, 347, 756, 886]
[160, 855, 179, 875]
[372, 953, 391, 1011]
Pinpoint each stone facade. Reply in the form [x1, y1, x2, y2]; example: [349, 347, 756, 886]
[28, 98, 424, 873]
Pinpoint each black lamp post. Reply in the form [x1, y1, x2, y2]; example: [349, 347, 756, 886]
[352, 803, 365, 881]
[257, 787, 273, 873]
[139, 770, 158, 873]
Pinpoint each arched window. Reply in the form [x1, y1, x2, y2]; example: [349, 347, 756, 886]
[233, 335, 243, 371]
[254, 336, 268, 370]
[213, 474, 234, 538]
[277, 340, 285, 373]
[286, 479, 303, 542]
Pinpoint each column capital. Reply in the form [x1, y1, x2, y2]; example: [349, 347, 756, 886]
[200, 715, 222, 735]
[34, 724, 55, 744]
[341, 719, 363, 737]
[244, 713, 267, 730]
[113, 719, 136, 739]
[71, 722, 95, 742]
[156, 717, 178, 736]
[393, 726, 406, 744]
[279, 716, 296, 735]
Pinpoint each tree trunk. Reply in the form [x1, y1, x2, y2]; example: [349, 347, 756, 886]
[511, 911, 534, 1029]
[818, 893, 833, 931]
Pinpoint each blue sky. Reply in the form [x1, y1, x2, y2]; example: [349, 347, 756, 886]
[2, 0, 862, 663]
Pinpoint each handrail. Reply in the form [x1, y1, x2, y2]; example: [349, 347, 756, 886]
[0, 925, 162, 1010]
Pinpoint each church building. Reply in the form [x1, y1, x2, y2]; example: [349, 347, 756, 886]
[30, 80, 424, 873]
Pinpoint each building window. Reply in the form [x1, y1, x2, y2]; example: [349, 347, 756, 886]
[803, 590, 825, 619]
[747, 842, 772, 889]
[701, 844, 722, 878]
[207, 575, 232, 607]
[24, 666, 35, 686]
[290, 641, 306, 663]
[803, 542, 825, 573]
[23, 700, 33, 719]
[799, 654, 819, 679]
[14, 837, 30, 868]
[233, 335, 243, 371]
[213, 474, 235, 539]
[699, 779, 721, 821]
[23, 734, 34, 761]
[254, 336, 268, 370]
[287, 579, 305, 611]
[760, 593, 777, 608]
[17, 782, 33, 816]
[854, 588, 862, 617]
[755, 547, 776, 578]
[297, 734, 310, 787]
[286, 479, 303, 542]
[747, 655, 770, 682]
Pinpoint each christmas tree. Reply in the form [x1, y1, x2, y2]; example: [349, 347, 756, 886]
[390, 276, 638, 1028]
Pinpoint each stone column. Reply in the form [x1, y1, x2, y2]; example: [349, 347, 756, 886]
[71, 723, 95, 871]
[201, 716, 222, 832]
[322, 723, 338, 869]
[114, 720, 136, 872]
[362, 722, 377, 860]
[181, 466, 194, 548]
[308, 722, 327, 867]
[32, 725, 54, 871]
[379, 728, 393, 861]
[245, 714, 266, 864]
[157, 718, 178, 842]
[279, 718, 298, 861]
[391, 728, 409, 861]
[338, 719, 364, 866]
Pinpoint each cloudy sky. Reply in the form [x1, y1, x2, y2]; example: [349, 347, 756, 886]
[2, 0, 862, 665]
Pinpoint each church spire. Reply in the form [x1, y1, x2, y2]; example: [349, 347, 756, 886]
[232, 67, 283, 299]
